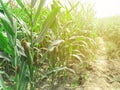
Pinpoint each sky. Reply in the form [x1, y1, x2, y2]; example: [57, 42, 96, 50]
[46, 0, 120, 18]
[3, 0, 120, 18]
[93, 0, 120, 18]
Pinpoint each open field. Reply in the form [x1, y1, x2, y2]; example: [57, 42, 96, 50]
[0, 0, 120, 90]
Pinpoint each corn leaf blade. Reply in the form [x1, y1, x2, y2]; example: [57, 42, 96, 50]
[33, 0, 46, 25]
[0, 0, 13, 24]
[16, 0, 30, 16]
[34, 7, 60, 43]
[0, 13, 15, 36]
[0, 74, 7, 90]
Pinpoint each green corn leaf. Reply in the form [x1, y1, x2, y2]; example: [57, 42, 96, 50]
[15, 17, 30, 35]
[19, 62, 29, 90]
[0, 32, 8, 48]
[33, 0, 46, 25]
[0, 32, 13, 55]
[0, 13, 15, 36]
[41, 67, 75, 80]
[0, 71, 13, 90]
[1, 19, 15, 36]
[16, 0, 30, 17]
[0, 74, 7, 90]
[0, 0, 13, 24]
[31, 0, 37, 8]
[34, 7, 60, 43]
[0, 71, 13, 81]
[6, 87, 12, 90]
[16, 39, 26, 57]
[0, 51, 11, 62]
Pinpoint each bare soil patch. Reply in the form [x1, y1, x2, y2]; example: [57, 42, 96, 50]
[80, 37, 120, 90]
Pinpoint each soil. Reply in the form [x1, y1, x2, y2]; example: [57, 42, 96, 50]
[79, 37, 120, 90]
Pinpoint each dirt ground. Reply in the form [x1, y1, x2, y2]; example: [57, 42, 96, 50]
[79, 37, 120, 90]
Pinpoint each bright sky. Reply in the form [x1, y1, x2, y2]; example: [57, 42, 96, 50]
[68, 0, 120, 18]
[3, 0, 120, 18]
[93, 0, 120, 18]
[47, 0, 120, 18]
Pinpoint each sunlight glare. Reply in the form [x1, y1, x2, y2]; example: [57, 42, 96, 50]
[94, 0, 120, 18]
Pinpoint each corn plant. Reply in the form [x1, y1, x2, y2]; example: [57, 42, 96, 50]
[0, 1, 25, 89]
[0, 0, 98, 90]
[0, 0, 60, 90]
[36, 0, 97, 88]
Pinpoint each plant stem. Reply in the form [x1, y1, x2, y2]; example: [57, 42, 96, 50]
[30, 1, 34, 90]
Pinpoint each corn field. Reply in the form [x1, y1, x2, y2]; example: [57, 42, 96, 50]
[0, 0, 120, 90]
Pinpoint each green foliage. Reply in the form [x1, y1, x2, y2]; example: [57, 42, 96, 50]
[36, 0, 97, 88]
[97, 16, 120, 59]
[0, 0, 98, 89]
[0, 32, 12, 55]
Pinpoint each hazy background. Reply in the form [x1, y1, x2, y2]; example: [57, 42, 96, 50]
[3, 0, 120, 18]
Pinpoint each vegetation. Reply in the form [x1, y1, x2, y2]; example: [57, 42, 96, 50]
[0, 0, 119, 90]
[96, 16, 120, 59]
